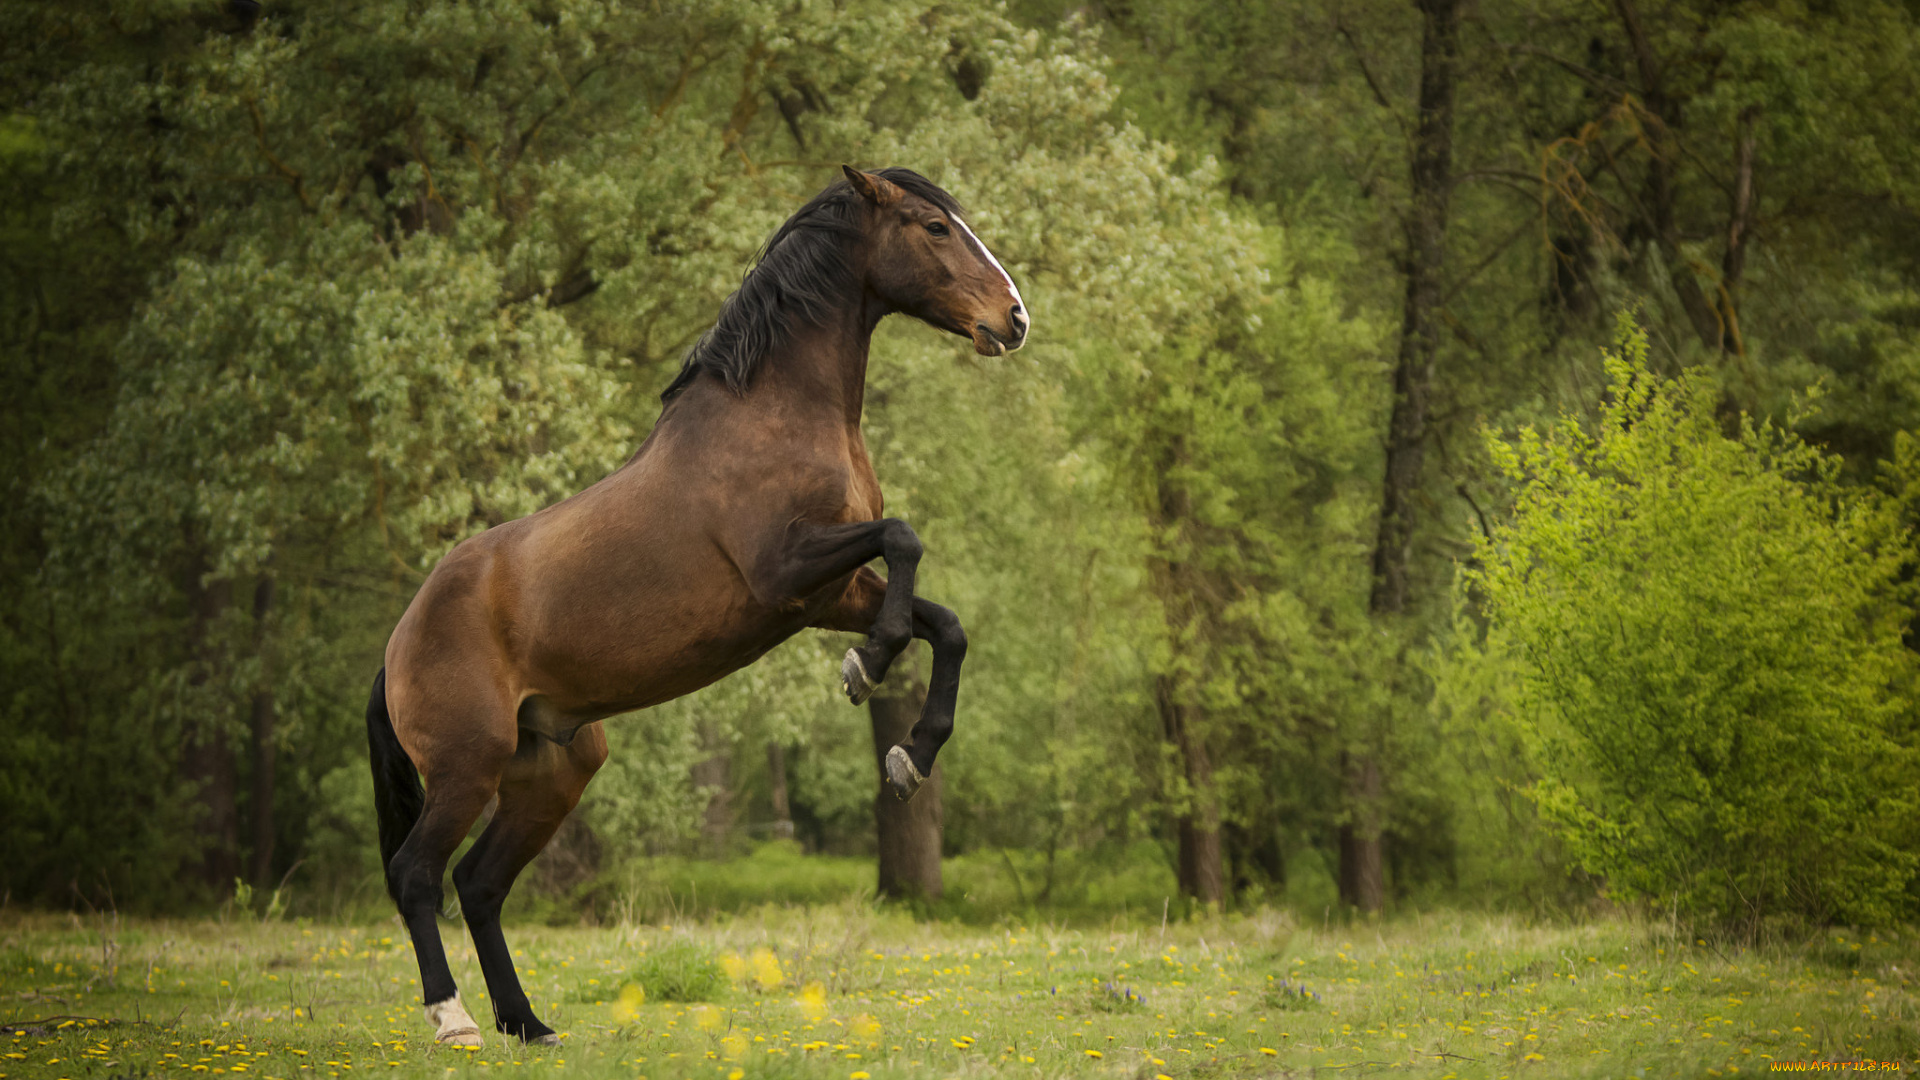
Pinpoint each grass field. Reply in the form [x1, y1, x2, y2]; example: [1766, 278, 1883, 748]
[3, 901, 1916, 1080]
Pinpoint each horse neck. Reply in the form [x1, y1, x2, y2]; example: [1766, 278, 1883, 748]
[759, 292, 887, 429]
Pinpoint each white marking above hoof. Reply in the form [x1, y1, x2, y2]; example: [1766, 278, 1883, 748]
[884, 745, 924, 802]
[842, 648, 876, 705]
[528, 1033, 564, 1048]
[425, 993, 484, 1048]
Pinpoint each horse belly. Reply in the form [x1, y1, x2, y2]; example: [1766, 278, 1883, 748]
[512, 543, 810, 719]
[488, 445, 852, 723]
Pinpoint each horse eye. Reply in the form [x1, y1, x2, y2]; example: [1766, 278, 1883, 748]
[926, 221, 949, 237]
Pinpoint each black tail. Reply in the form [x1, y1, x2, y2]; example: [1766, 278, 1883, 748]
[365, 668, 423, 904]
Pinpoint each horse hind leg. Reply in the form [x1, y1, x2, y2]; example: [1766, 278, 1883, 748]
[452, 722, 607, 1046]
[374, 671, 516, 1048]
[386, 764, 503, 1047]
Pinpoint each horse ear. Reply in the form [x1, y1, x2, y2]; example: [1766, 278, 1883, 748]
[841, 165, 903, 208]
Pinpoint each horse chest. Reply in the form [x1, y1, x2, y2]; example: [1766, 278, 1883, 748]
[842, 438, 884, 521]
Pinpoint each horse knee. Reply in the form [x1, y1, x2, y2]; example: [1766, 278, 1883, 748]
[881, 520, 923, 566]
[928, 608, 967, 658]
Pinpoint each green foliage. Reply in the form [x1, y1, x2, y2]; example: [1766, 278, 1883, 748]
[589, 841, 1184, 927]
[1420, 601, 1586, 916]
[595, 843, 872, 924]
[625, 939, 726, 1004]
[1468, 317, 1920, 931]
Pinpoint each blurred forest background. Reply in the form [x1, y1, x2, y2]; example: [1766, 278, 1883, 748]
[4, 0, 1920, 938]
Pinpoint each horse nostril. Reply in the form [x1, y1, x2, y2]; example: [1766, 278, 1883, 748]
[1010, 304, 1029, 333]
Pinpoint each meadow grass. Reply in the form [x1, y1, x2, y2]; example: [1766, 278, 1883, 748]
[3, 901, 1915, 1080]
[543, 844, 1193, 928]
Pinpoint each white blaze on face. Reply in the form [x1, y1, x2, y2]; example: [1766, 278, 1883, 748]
[952, 214, 1025, 315]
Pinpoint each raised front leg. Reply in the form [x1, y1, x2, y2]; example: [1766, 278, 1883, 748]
[756, 519, 923, 703]
[815, 570, 967, 801]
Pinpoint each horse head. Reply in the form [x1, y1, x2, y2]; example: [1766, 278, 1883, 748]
[843, 165, 1029, 357]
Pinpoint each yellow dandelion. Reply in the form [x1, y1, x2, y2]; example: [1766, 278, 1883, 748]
[797, 981, 829, 1021]
[720, 954, 749, 986]
[751, 948, 784, 990]
[611, 983, 646, 1023]
[851, 1073, 871, 1080]
[1260, 1047, 1278, 1055]
[728, 1071, 744, 1080]
[1086, 1049, 1103, 1058]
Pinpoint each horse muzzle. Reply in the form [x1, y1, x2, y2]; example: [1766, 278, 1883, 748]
[972, 304, 1028, 356]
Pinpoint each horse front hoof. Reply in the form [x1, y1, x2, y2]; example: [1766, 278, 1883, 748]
[842, 648, 876, 705]
[884, 745, 924, 802]
[527, 1033, 563, 1048]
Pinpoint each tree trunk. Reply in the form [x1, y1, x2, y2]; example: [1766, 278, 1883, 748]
[691, 723, 732, 856]
[1611, 0, 1722, 351]
[1350, 0, 1461, 915]
[248, 573, 277, 888]
[1149, 444, 1225, 908]
[1369, 0, 1459, 621]
[1717, 105, 1760, 356]
[766, 741, 794, 841]
[1336, 751, 1385, 911]
[1156, 674, 1223, 906]
[870, 655, 941, 901]
[183, 566, 238, 896]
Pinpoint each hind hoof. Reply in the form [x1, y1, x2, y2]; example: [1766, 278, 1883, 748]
[884, 745, 925, 802]
[435, 1028, 483, 1048]
[842, 648, 876, 705]
[426, 994, 484, 1048]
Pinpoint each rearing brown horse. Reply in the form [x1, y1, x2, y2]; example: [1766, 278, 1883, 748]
[365, 166, 1026, 1047]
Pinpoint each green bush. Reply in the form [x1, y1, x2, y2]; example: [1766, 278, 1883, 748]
[1469, 317, 1919, 933]
[627, 939, 726, 1003]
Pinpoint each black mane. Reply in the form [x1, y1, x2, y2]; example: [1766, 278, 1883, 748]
[661, 167, 966, 401]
